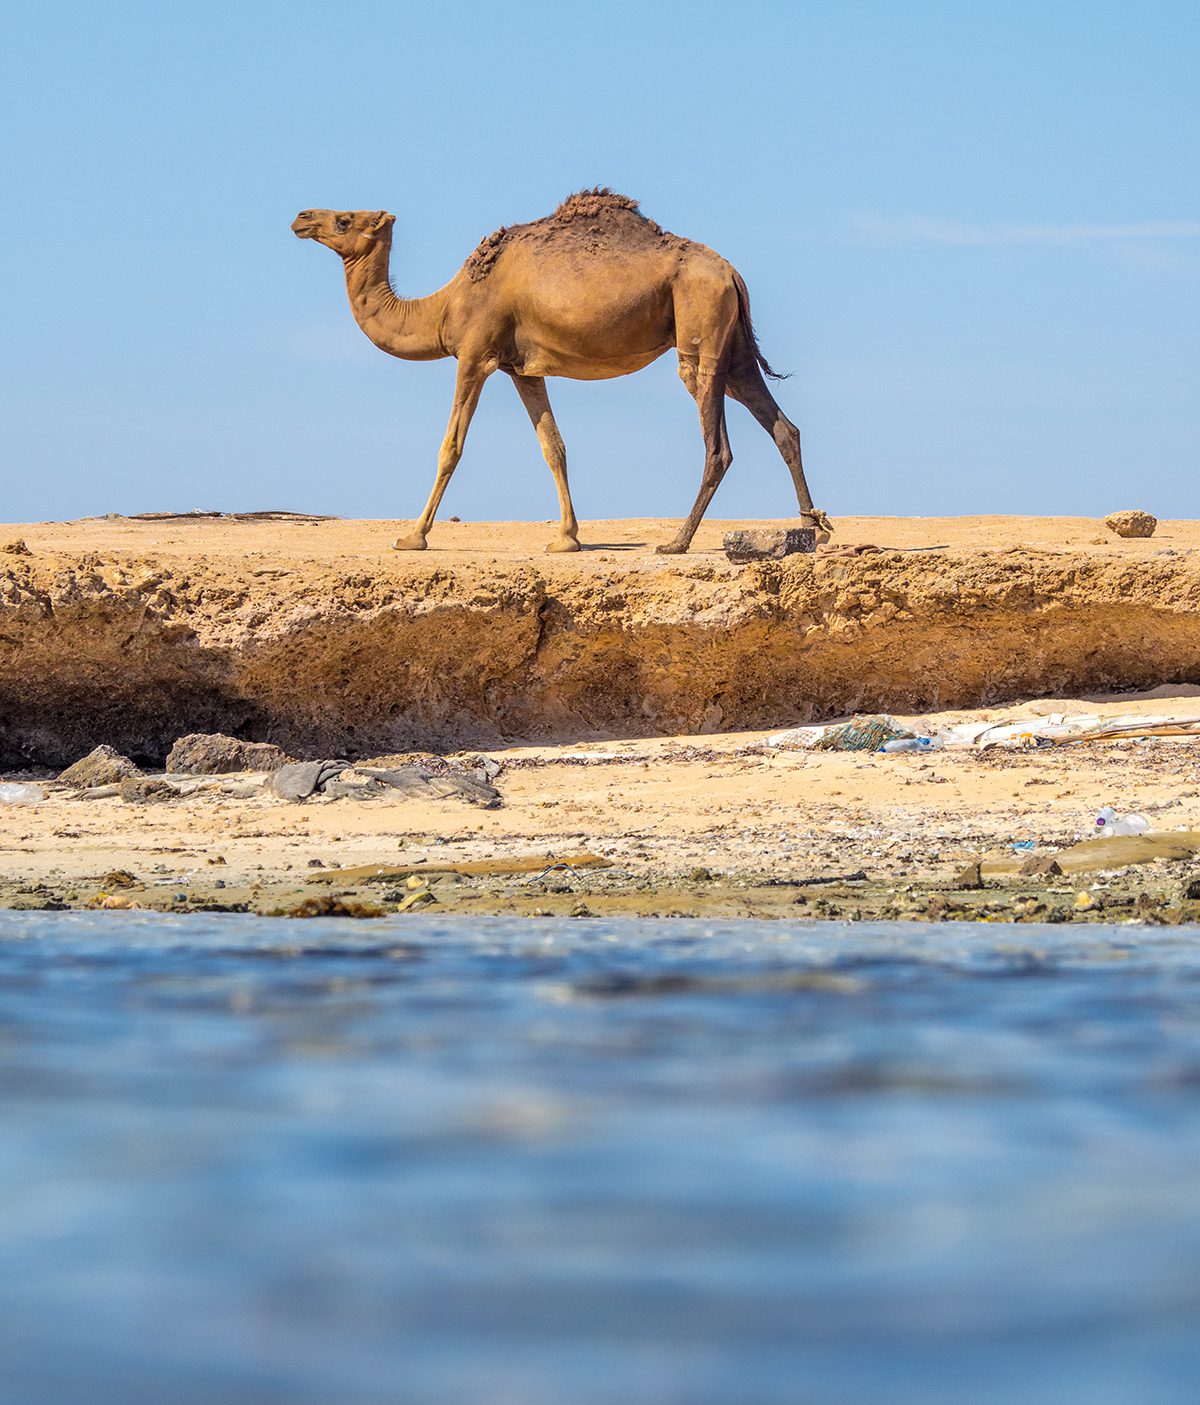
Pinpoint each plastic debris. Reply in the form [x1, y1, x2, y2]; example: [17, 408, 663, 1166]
[881, 736, 943, 753]
[812, 715, 913, 752]
[1091, 806, 1150, 838]
[0, 783, 44, 805]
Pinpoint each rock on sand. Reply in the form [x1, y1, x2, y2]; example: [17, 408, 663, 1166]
[1105, 510, 1157, 539]
[59, 744, 142, 788]
[167, 733, 292, 775]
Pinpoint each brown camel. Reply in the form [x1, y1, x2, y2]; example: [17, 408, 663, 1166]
[292, 189, 827, 554]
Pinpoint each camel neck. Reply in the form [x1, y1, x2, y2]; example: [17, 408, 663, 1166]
[342, 236, 450, 361]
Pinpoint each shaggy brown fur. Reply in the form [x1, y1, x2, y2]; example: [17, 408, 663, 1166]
[463, 188, 680, 282]
[293, 193, 825, 555]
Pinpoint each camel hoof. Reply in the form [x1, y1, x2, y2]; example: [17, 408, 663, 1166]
[802, 509, 834, 545]
[654, 541, 688, 556]
[392, 533, 428, 552]
[545, 535, 581, 554]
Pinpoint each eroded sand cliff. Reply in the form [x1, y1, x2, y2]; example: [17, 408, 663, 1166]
[1, 514, 1197, 766]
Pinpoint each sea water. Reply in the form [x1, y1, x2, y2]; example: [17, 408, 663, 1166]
[2, 912, 1200, 1404]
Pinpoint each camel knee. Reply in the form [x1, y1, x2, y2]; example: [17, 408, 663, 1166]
[538, 425, 566, 467]
[678, 359, 699, 396]
[435, 449, 458, 481]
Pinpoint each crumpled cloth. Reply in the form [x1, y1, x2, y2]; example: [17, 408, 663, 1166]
[365, 765, 502, 809]
[267, 760, 350, 801]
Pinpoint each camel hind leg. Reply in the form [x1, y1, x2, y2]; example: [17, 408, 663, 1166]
[725, 337, 828, 536]
[656, 277, 739, 555]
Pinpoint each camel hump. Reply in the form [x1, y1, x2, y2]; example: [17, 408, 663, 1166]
[550, 188, 649, 223]
[462, 188, 684, 282]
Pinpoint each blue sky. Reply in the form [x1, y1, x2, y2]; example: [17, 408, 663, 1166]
[3, 1, 1197, 524]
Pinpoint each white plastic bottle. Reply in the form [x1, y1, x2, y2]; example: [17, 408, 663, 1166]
[1094, 806, 1149, 837]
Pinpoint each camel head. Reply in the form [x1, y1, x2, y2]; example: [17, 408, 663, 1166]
[292, 209, 395, 257]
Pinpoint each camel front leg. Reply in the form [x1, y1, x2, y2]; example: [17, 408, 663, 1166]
[393, 360, 491, 551]
[509, 374, 580, 553]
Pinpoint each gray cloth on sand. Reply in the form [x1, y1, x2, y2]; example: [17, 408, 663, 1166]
[267, 760, 350, 802]
[365, 766, 502, 809]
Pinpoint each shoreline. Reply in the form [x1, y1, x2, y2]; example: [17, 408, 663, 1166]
[4, 692, 1200, 924]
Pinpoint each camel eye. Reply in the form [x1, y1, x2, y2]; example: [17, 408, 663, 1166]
[336, 215, 351, 229]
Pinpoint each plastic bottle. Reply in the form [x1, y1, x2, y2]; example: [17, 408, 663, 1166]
[1093, 806, 1149, 838]
[0, 783, 44, 805]
[881, 736, 944, 753]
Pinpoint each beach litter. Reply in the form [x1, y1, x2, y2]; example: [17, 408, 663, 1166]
[267, 760, 351, 801]
[0, 782, 44, 805]
[804, 715, 913, 752]
[985, 831, 1200, 878]
[770, 709, 1200, 754]
[362, 764, 502, 808]
[1090, 806, 1150, 838]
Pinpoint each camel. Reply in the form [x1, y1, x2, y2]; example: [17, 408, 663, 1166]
[292, 189, 827, 554]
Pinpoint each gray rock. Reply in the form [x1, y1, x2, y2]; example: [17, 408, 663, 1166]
[1104, 509, 1157, 539]
[723, 527, 816, 562]
[119, 777, 177, 804]
[167, 733, 292, 775]
[954, 859, 985, 890]
[1019, 854, 1063, 877]
[60, 744, 143, 788]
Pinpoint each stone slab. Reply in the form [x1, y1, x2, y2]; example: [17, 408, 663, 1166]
[723, 527, 816, 562]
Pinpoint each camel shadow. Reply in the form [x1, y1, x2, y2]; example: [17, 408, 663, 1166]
[582, 542, 648, 551]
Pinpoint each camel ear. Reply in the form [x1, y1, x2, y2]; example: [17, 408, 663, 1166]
[369, 211, 395, 235]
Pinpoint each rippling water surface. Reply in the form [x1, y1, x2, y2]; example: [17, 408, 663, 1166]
[2, 912, 1200, 1403]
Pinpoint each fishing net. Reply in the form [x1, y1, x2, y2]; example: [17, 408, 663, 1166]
[811, 714, 913, 752]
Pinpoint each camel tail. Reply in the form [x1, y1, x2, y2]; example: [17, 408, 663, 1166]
[732, 271, 790, 380]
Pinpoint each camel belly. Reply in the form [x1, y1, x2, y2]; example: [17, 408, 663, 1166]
[515, 345, 670, 380]
[493, 251, 678, 380]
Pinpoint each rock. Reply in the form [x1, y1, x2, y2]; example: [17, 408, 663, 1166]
[723, 527, 816, 562]
[167, 733, 291, 775]
[1074, 891, 1099, 912]
[1181, 877, 1200, 902]
[119, 777, 177, 804]
[60, 744, 143, 788]
[273, 895, 385, 918]
[1019, 854, 1063, 876]
[954, 859, 984, 890]
[1104, 510, 1157, 539]
[2, 539, 31, 555]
